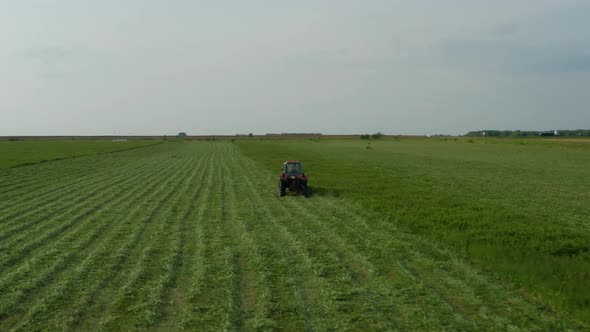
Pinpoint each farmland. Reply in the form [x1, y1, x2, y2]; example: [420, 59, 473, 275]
[0, 139, 588, 330]
[0, 140, 160, 168]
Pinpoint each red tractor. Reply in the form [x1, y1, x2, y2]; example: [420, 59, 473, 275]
[279, 160, 309, 197]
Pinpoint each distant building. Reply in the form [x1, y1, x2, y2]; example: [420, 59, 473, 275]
[539, 130, 560, 137]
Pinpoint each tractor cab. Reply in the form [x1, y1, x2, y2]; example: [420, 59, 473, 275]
[283, 161, 303, 176]
[279, 160, 309, 197]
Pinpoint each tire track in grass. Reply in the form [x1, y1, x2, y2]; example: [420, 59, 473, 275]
[0, 154, 188, 328]
[10, 146, 201, 331]
[95, 148, 207, 330]
[0, 144, 175, 232]
[0, 155, 179, 271]
[155, 150, 218, 330]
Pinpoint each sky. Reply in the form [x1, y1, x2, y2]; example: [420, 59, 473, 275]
[1, 1, 589, 135]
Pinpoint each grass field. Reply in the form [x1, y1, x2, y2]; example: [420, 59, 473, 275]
[0, 139, 588, 330]
[238, 138, 590, 322]
[0, 140, 160, 168]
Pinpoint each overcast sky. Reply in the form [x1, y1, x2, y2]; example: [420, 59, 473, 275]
[1, 1, 589, 135]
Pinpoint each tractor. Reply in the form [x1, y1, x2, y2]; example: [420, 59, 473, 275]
[279, 160, 309, 197]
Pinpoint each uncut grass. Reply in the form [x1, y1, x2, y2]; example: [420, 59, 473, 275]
[236, 138, 590, 322]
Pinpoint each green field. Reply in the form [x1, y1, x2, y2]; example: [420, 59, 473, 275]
[0, 139, 588, 330]
[0, 140, 160, 168]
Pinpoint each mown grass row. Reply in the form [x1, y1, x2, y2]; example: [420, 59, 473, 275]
[0, 139, 160, 168]
[0, 148, 192, 330]
[0, 142, 163, 200]
[0, 143, 175, 227]
[179, 150, 240, 330]
[0, 148, 184, 270]
[71, 149, 211, 329]
[226, 155, 337, 330]
[0, 157, 158, 244]
[156, 150, 218, 330]
[219, 148, 280, 331]
[0, 143, 169, 223]
[95, 151, 207, 330]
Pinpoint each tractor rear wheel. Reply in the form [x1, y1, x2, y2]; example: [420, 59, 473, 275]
[302, 184, 309, 197]
[279, 182, 286, 197]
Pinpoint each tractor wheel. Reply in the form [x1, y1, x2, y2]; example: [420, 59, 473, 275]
[279, 182, 286, 197]
[302, 184, 309, 197]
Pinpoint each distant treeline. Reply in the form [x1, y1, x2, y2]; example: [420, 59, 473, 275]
[465, 130, 590, 137]
[265, 133, 323, 136]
